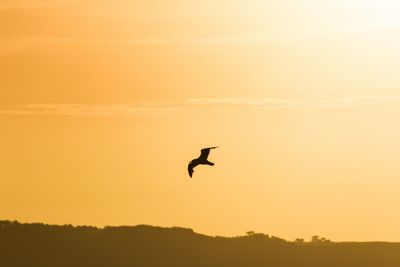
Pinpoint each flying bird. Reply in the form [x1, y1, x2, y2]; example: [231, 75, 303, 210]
[188, 147, 218, 178]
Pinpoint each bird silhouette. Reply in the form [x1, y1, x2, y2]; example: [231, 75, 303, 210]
[188, 147, 218, 178]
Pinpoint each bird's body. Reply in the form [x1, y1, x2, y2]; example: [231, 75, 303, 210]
[188, 147, 218, 177]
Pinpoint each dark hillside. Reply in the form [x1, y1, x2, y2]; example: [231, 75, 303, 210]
[1, 220, 400, 267]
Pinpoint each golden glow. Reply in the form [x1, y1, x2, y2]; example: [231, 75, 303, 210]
[1, 0, 400, 242]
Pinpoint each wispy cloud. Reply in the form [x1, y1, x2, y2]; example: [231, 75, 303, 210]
[4, 25, 393, 55]
[1, 34, 275, 56]
[0, 103, 185, 117]
[3, 26, 400, 56]
[1, 96, 399, 117]
[0, 0, 77, 9]
[188, 95, 400, 110]
[0, 30, 349, 46]
[0, 41, 31, 56]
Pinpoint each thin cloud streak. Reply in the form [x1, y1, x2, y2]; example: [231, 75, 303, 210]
[1, 96, 400, 117]
[0, 103, 184, 117]
[0, 33, 298, 50]
[2, 27, 392, 55]
[3, 27, 400, 56]
[188, 95, 399, 110]
[0, 0, 77, 9]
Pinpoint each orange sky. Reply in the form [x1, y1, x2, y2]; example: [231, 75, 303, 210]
[2, 0, 400, 242]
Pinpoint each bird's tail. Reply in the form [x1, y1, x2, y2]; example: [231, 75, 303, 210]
[206, 161, 215, 166]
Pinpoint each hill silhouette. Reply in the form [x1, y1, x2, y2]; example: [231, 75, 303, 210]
[1, 220, 400, 267]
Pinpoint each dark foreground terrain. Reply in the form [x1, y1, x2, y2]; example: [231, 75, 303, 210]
[1, 220, 400, 267]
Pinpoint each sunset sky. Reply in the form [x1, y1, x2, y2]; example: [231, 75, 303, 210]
[2, 0, 400, 242]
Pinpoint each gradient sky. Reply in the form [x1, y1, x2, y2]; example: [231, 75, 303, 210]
[2, 0, 400, 242]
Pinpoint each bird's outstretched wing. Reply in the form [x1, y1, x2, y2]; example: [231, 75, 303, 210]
[188, 161, 198, 178]
[199, 146, 218, 160]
